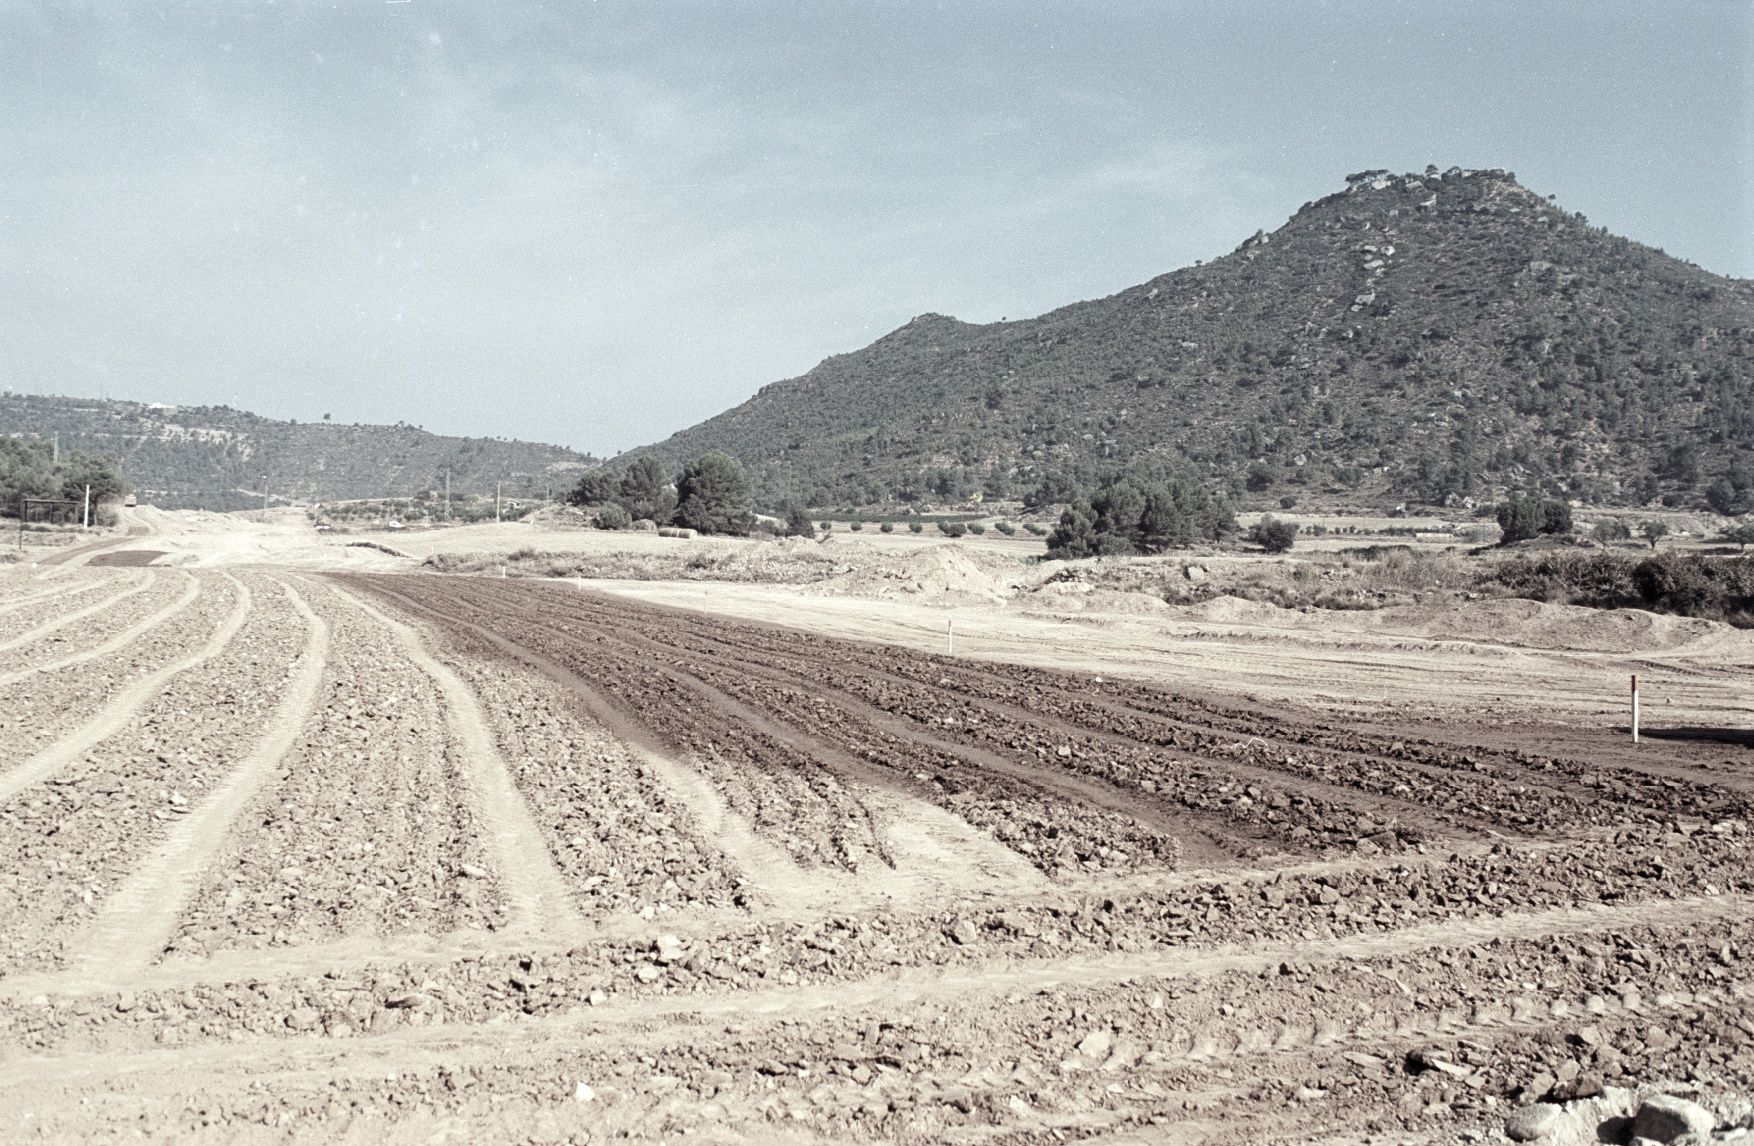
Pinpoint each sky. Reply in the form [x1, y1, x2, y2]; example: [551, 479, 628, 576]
[2, 1, 1750, 456]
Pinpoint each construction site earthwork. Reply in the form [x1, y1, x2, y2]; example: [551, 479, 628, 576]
[2, 507, 1750, 1145]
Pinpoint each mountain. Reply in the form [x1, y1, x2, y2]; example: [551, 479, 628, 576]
[637, 168, 1754, 513]
[0, 393, 597, 511]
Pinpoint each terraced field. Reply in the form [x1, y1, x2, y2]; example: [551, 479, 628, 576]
[0, 567, 1749, 1143]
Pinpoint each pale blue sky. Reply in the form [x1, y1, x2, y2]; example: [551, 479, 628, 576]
[2, 1, 1749, 454]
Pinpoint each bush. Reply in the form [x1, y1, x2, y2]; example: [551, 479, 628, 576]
[994, 520, 1016, 535]
[967, 522, 986, 535]
[1720, 523, 1754, 551]
[1279, 494, 1298, 510]
[938, 521, 968, 538]
[1495, 495, 1544, 543]
[1024, 523, 1047, 536]
[1248, 515, 1299, 553]
[1591, 519, 1631, 544]
[784, 506, 816, 537]
[594, 503, 631, 530]
[908, 521, 923, 534]
[819, 521, 833, 533]
[1484, 551, 1754, 626]
[1639, 520, 1669, 550]
[879, 521, 894, 533]
[849, 520, 863, 531]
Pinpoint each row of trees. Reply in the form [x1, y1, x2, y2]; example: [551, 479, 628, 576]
[1046, 471, 1238, 559]
[1497, 494, 1676, 550]
[568, 453, 755, 536]
[0, 440, 128, 521]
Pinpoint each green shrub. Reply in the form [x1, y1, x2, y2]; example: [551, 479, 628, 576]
[908, 521, 923, 534]
[1495, 495, 1544, 543]
[1720, 523, 1754, 551]
[879, 521, 895, 533]
[1248, 515, 1299, 553]
[594, 503, 631, 530]
[967, 522, 986, 535]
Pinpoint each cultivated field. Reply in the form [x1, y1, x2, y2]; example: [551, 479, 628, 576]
[1, 513, 1750, 1143]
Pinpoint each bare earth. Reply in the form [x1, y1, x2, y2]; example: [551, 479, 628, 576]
[1, 510, 1749, 1144]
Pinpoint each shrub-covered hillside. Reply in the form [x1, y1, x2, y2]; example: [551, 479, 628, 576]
[1, 394, 598, 510]
[636, 168, 1754, 512]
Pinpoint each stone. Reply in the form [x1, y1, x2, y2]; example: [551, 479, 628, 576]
[1505, 1103, 1563, 1141]
[1074, 1029, 1112, 1061]
[635, 965, 661, 983]
[1632, 1095, 1713, 1143]
[1522, 1070, 1557, 1100]
[654, 934, 685, 964]
[946, 919, 978, 946]
[459, 863, 488, 879]
[385, 992, 431, 1010]
[284, 1007, 320, 1032]
[573, 1081, 595, 1103]
[1550, 1072, 1604, 1101]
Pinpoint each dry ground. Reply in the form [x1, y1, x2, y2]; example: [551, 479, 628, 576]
[1, 511, 1749, 1144]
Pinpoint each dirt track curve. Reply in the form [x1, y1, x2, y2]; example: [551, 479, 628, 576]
[0, 568, 1748, 1144]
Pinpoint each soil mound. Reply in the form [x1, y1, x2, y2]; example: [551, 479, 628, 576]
[1024, 581, 1169, 616]
[1370, 597, 1746, 655]
[1168, 593, 1752, 656]
[1174, 595, 1289, 625]
[808, 544, 1016, 605]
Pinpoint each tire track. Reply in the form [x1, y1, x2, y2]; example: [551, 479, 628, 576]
[2, 891, 1742, 1089]
[0, 569, 156, 657]
[358, 579, 852, 913]
[0, 574, 250, 802]
[322, 580, 588, 944]
[0, 570, 200, 687]
[0, 576, 103, 617]
[55, 578, 331, 990]
[0, 834, 1582, 1001]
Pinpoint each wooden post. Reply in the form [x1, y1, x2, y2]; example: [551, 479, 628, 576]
[1630, 674, 1639, 743]
[82, 485, 91, 529]
[946, 619, 954, 656]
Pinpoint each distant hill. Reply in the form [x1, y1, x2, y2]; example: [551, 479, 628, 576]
[0, 394, 597, 511]
[637, 167, 1754, 513]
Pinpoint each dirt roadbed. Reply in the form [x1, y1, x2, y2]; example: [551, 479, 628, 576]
[0, 569, 1747, 1143]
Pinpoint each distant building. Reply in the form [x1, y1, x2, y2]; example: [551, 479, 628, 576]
[146, 403, 179, 415]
